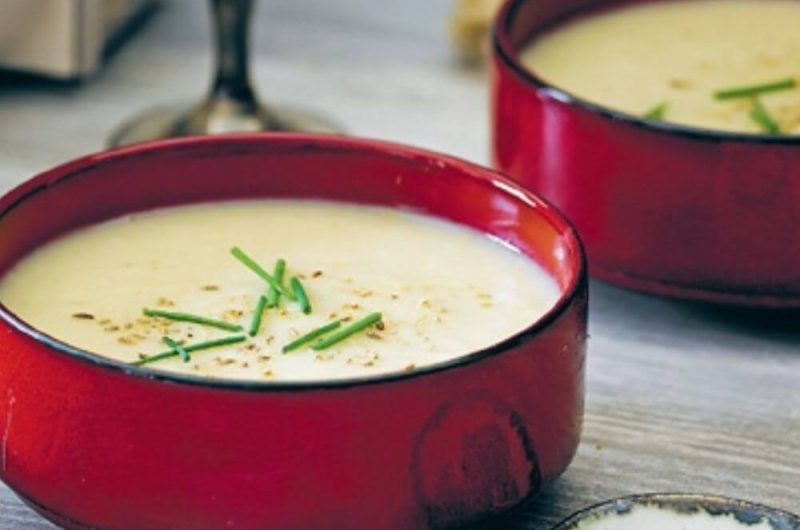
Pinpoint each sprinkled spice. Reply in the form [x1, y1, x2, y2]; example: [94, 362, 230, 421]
[132, 335, 247, 366]
[215, 357, 237, 366]
[669, 79, 691, 90]
[143, 308, 243, 333]
[156, 297, 175, 308]
[312, 313, 383, 351]
[363, 353, 380, 368]
[283, 320, 343, 353]
[163, 336, 190, 363]
[104, 245, 398, 376]
[221, 309, 245, 322]
[72, 312, 95, 320]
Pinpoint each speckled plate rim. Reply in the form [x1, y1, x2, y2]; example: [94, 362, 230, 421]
[550, 493, 800, 530]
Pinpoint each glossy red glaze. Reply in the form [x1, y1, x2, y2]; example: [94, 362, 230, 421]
[491, 0, 800, 307]
[0, 135, 587, 530]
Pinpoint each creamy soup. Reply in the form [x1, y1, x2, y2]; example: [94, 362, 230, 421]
[521, 0, 800, 134]
[0, 200, 560, 382]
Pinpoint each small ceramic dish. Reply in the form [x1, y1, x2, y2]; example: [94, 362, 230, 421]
[491, 0, 800, 307]
[0, 134, 587, 530]
[553, 494, 800, 530]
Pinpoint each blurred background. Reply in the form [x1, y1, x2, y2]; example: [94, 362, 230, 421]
[0, 0, 494, 182]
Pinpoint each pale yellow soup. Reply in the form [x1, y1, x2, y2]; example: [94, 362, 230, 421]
[521, 0, 800, 134]
[0, 200, 560, 382]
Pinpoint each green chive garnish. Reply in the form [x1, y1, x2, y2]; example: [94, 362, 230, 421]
[132, 335, 246, 366]
[643, 101, 668, 121]
[266, 259, 286, 308]
[311, 312, 383, 351]
[248, 295, 268, 337]
[162, 336, 190, 363]
[230, 247, 296, 300]
[282, 320, 342, 353]
[714, 77, 796, 100]
[291, 277, 311, 314]
[143, 308, 243, 332]
[750, 98, 780, 134]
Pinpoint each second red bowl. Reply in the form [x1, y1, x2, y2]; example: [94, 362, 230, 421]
[491, 0, 800, 307]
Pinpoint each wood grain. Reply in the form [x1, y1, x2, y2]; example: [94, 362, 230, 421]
[0, 1, 798, 528]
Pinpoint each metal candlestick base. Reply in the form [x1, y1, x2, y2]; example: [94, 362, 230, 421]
[109, 0, 342, 148]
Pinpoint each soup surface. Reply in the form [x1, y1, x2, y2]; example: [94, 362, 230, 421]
[0, 200, 559, 382]
[521, 0, 800, 134]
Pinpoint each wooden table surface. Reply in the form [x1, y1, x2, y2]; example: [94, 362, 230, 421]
[0, 1, 798, 528]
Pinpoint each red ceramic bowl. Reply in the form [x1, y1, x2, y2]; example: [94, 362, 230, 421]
[0, 134, 587, 530]
[491, 0, 800, 307]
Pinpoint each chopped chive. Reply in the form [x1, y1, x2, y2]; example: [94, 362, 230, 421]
[162, 336, 190, 363]
[750, 98, 780, 134]
[143, 308, 243, 332]
[230, 247, 296, 300]
[132, 335, 247, 366]
[312, 312, 383, 351]
[248, 295, 268, 337]
[266, 259, 286, 308]
[643, 101, 668, 121]
[291, 277, 311, 314]
[714, 77, 796, 100]
[282, 320, 342, 353]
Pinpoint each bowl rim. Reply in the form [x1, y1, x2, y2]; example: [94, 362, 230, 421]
[549, 492, 800, 530]
[493, 0, 800, 145]
[0, 133, 587, 393]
